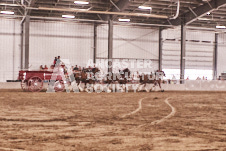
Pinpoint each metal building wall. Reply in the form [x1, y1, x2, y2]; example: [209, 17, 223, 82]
[218, 33, 226, 77]
[1, 17, 222, 82]
[96, 24, 159, 73]
[185, 30, 214, 70]
[162, 27, 215, 79]
[96, 24, 108, 59]
[0, 19, 21, 82]
[29, 21, 94, 70]
[162, 27, 181, 70]
[113, 25, 159, 60]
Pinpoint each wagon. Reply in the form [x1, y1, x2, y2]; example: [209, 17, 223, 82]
[18, 68, 66, 92]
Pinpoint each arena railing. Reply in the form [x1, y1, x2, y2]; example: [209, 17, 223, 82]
[161, 79, 226, 91]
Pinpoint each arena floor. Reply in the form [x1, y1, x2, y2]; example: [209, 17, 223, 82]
[0, 90, 225, 151]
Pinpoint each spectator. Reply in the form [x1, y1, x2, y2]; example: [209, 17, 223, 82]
[87, 66, 92, 72]
[196, 76, 201, 80]
[186, 76, 189, 80]
[56, 56, 62, 66]
[44, 65, 48, 71]
[202, 76, 205, 80]
[73, 65, 79, 71]
[172, 74, 177, 84]
[92, 65, 96, 72]
[82, 67, 85, 72]
[50, 65, 54, 70]
[40, 65, 44, 70]
[53, 57, 57, 65]
[78, 66, 82, 71]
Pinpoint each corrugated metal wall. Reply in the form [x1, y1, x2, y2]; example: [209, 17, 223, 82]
[162, 28, 215, 70]
[218, 33, 226, 77]
[162, 27, 215, 79]
[96, 24, 159, 73]
[185, 30, 214, 70]
[29, 21, 94, 70]
[96, 24, 108, 59]
[113, 25, 159, 60]
[0, 17, 225, 82]
[0, 19, 21, 82]
[162, 27, 181, 69]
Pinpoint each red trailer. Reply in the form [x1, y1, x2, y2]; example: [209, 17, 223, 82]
[18, 69, 66, 92]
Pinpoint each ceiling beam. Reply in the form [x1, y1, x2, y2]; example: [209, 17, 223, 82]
[111, 0, 130, 12]
[169, 0, 226, 26]
[101, 0, 130, 20]
[21, 0, 36, 24]
[27, 0, 36, 15]
[26, 6, 168, 19]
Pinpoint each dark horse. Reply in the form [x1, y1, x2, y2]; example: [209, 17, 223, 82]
[138, 70, 165, 92]
[105, 68, 131, 91]
[73, 67, 100, 91]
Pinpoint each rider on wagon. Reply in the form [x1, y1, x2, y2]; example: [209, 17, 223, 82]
[87, 66, 92, 72]
[73, 65, 79, 71]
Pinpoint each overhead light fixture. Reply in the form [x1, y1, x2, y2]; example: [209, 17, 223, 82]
[198, 18, 210, 21]
[207, 12, 211, 15]
[74, 1, 89, 5]
[138, 6, 152, 10]
[62, 15, 75, 18]
[0, 11, 14, 15]
[118, 18, 130, 22]
[216, 25, 226, 29]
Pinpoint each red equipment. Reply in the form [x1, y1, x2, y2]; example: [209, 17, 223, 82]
[18, 68, 65, 92]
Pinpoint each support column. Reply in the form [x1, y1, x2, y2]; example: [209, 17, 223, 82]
[20, 22, 24, 70]
[13, 21, 16, 80]
[93, 23, 97, 64]
[108, 19, 113, 73]
[24, 15, 30, 69]
[180, 24, 186, 83]
[213, 33, 218, 80]
[159, 27, 163, 71]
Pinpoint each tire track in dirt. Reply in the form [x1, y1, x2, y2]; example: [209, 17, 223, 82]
[0, 147, 25, 151]
[121, 97, 147, 118]
[0, 115, 81, 122]
[150, 97, 176, 125]
[121, 97, 176, 129]
[137, 97, 176, 128]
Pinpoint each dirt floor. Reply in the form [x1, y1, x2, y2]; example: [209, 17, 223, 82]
[0, 90, 225, 151]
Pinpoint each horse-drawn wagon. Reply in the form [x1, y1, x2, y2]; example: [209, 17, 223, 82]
[18, 67, 66, 92]
[18, 65, 165, 92]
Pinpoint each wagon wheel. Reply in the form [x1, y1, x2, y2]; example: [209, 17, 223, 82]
[54, 80, 65, 92]
[21, 80, 28, 91]
[27, 76, 43, 92]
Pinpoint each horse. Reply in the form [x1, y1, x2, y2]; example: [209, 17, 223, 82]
[138, 70, 165, 92]
[105, 68, 131, 91]
[73, 67, 100, 92]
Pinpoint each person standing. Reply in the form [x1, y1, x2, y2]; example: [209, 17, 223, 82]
[73, 65, 79, 71]
[44, 65, 48, 71]
[53, 57, 57, 65]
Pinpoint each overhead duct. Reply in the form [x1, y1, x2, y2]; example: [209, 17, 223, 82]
[169, 0, 180, 19]
[25, 7, 168, 19]
[0, 3, 24, 7]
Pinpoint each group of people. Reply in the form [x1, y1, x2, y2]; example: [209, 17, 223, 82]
[40, 65, 48, 71]
[196, 76, 208, 80]
[39, 56, 98, 74]
[186, 76, 208, 80]
[72, 65, 98, 73]
[39, 56, 165, 82]
[39, 56, 61, 71]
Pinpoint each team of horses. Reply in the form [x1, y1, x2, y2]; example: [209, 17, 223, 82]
[50, 62, 165, 92]
[55, 64, 165, 92]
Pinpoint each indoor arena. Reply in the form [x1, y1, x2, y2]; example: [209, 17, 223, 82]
[0, 0, 226, 151]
